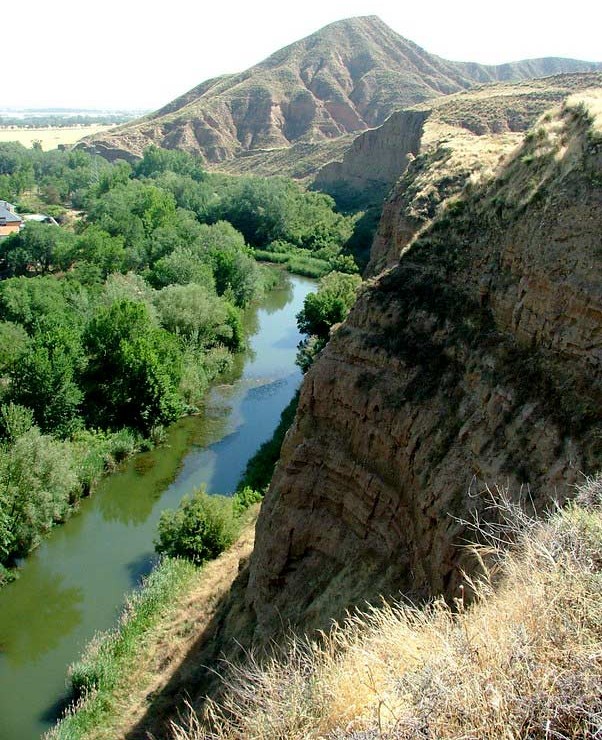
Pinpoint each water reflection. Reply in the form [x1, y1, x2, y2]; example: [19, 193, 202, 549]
[261, 275, 294, 314]
[272, 324, 304, 350]
[195, 374, 298, 494]
[124, 552, 158, 588]
[0, 567, 82, 666]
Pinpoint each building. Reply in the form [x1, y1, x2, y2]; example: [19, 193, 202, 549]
[22, 213, 59, 226]
[0, 201, 23, 236]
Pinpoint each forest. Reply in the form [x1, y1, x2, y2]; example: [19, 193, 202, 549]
[0, 142, 359, 582]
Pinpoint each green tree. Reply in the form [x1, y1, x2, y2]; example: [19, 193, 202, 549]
[82, 300, 183, 432]
[154, 283, 243, 350]
[149, 247, 215, 290]
[9, 323, 85, 436]
[297, 271, 361, 339]
[194, 221, 259, 306]
[73, 225, 126, 276]
[0, 321, 30, 373]
[0, 222, 76, 276]
[0, 427, 78, 560]
[134, 145, 206, 181]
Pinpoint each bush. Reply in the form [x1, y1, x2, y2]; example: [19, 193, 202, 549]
[232, 487, 263, 517]
[155, 489, 237, 564]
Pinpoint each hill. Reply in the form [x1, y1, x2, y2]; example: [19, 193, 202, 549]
[80, 16, 601, 167]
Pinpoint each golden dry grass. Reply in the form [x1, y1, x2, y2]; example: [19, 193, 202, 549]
[0, 125, 112, 150]
[174, 476, 602, 740]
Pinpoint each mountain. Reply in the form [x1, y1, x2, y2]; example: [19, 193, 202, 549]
[80, 16, 601, 166]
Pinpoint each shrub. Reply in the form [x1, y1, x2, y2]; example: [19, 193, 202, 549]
[155, 489, 237, 564]
[232, 487, 263, 517]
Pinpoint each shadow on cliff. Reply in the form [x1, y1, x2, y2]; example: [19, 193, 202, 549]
[124, 563, 256, 740]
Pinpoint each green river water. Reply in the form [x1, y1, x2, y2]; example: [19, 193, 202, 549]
[0, 274, 315, 739]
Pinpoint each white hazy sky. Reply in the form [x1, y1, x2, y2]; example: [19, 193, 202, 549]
[6, 0, 601, 110]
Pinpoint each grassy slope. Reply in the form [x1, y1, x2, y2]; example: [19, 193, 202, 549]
[176, 476, 602, 739]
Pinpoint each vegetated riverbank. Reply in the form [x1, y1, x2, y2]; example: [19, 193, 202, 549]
[0, 265, 281, 589]
[47, 509, 259, 740]
[0, 273, 315, 740]
[0, 137, 356, 581]
[48, 380, 301, 739]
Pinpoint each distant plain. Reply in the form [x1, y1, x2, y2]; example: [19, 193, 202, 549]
[0, 124, 113, 150]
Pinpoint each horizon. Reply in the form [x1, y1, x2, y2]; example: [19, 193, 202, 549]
[7, 2, 601, 110]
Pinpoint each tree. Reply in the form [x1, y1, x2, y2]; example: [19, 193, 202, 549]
[0, 321, 30, 373]
[0, 222, 76, 276]
[296, 271, 362, 339]
[82, 300, 183, 432]
[73, 225, 126, 276]
[149, 247, 215, 290]
[9, 323, 85, 437]
[193, 221, 259, 307]
[0, 427, 78, 560]
[134, 145, 206, 182]
[154, 283, 243, 350]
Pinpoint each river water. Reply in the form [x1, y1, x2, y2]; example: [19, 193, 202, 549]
[0, 274, 315, 740]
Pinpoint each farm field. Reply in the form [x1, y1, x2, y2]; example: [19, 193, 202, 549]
[0, 124, 113, 149]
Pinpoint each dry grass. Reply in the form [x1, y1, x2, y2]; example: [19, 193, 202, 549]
[0, 124, 112, 150]
[566, 89, 602, 134]
[174, 475, 602, 740]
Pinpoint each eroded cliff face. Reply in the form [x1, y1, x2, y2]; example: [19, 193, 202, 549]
[363, 73, 602, 273]
[313, 109, 429, 202]
[245, 94, 602, 640]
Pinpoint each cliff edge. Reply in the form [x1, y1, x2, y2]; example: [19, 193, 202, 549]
[246, 91, 602, 639]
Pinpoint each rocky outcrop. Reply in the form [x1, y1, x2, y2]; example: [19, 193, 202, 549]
[80, 17, 601, 169]
[366, 72, 602, 274]
[314, 109, 429, 204]
[245, 94, 602, 640]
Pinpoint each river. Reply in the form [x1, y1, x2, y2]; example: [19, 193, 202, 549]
[0, 274, 315, 740]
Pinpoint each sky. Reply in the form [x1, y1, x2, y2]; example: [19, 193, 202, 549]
[6, 0, 601, 111]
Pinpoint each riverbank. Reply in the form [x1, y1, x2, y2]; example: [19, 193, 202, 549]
[48, 508, 258, 740]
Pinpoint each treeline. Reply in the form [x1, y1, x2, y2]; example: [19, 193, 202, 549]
[0, 114, 137, 128]
[0, 143, 357, 581]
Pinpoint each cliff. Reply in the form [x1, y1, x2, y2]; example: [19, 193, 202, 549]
[315, 72, 602, 215]
[246, 91, 602, 639]
[67, 90, 602, 740]
[80, 17, 601, 169]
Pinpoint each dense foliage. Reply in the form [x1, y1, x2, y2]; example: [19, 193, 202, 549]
[0, 140, 355, 576]
[155, 489, 237, 564]
[296, 271, 362, 371]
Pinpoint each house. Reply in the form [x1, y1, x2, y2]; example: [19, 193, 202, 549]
[0, 201, 23, 236]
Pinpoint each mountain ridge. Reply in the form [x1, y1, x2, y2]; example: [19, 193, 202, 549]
[81, 16, 601, 165]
